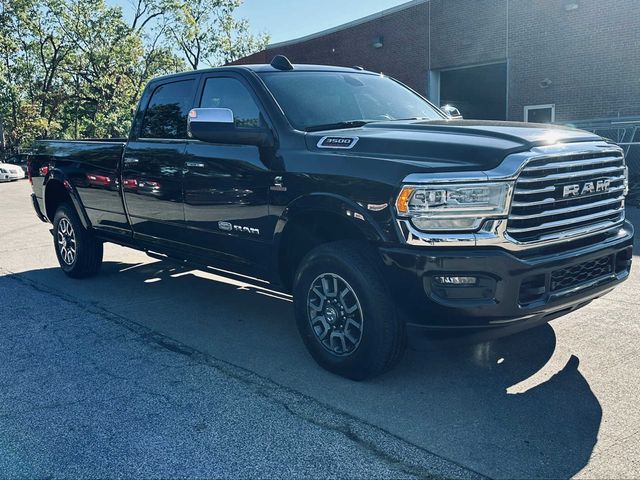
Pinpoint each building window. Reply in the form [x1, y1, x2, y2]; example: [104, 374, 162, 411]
[524, 104, 556, 123]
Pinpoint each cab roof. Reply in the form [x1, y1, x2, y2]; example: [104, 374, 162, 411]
[149, 63, 379, 84]
[233, 63, 375, 74]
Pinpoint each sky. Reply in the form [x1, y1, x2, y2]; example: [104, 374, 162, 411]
[111, 0, 413, 45]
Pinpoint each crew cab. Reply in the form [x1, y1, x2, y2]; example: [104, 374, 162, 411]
[28, 56, 634, 379]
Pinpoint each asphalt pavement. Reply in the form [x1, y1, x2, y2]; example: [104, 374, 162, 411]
[1, 179, 639, 479]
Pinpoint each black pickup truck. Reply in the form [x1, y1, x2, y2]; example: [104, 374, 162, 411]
[29, 56, 634, 379]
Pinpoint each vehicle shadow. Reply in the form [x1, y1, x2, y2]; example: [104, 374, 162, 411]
[401, 326, 600, 479]
[19, 260, 602, 479]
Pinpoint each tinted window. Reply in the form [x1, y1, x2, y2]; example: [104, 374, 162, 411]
[259, 72, 442, 131]
[200, 77, 262, 128]
[141, 79, 195, 139]
[526, 106, 554, 123]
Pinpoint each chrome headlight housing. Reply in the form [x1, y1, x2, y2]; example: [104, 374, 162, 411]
[395, 182, 512, 232]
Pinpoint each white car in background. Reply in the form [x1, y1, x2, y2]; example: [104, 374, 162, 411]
[0, 162, 26, 182]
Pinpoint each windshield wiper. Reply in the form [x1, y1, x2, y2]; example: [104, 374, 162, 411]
[390, 117, 433, 121]
[305, 120, 371, 132]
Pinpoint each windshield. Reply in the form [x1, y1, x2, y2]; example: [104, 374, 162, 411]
[259, 71, 444, 131]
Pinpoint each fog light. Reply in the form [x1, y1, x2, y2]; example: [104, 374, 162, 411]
[433, 276, 478, 286]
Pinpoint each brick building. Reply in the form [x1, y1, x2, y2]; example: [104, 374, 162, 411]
[235, 0, 640, 127]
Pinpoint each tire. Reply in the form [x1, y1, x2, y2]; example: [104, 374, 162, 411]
[53, 202, 103, 278]
[293, 241, 405, 380]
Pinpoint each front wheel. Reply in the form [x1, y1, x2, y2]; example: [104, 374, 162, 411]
[293, 241, 405, 380]
[53, 203, 103, 278]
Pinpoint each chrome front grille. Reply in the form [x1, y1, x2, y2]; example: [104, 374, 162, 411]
[507, 150, 626, 243]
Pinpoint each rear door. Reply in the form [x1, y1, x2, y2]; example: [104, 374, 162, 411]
[122, 77, 197, 245]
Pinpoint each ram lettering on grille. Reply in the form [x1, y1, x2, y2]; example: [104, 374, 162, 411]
[507, 151, 626, 243]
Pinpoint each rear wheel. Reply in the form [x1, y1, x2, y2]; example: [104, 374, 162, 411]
[293, 241, 405, 380]
[53, 203, 103, 278]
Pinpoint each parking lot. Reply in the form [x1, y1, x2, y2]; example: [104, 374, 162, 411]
[1, 179, 639, 479]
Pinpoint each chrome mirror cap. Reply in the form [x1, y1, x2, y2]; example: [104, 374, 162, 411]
[188, 108, 234, 124]
[441, 105, 463, 119]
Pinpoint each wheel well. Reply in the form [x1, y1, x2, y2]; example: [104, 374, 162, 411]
[45, 180, 71, 221]
[278, 211, 370, 292]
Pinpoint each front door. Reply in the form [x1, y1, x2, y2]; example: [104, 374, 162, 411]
[183, 75, 274, 272]
[122, 78, 197, 245]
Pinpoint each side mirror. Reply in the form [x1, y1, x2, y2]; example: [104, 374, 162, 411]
[441, 105, 463, 120]
[187, 108, 274, 147]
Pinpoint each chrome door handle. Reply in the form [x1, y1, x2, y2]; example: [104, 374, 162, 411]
[123, 157, 139, 165]
[185, 161, 205, 168]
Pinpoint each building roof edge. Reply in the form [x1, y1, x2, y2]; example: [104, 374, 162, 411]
[267, 0, 428, 49]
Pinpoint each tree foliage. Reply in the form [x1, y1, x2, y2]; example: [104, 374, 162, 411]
[0, 0, 268, 153]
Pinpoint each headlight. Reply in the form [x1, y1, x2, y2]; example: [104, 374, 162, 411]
[0, 168, 7, 174]
[395, 182, 511, 232]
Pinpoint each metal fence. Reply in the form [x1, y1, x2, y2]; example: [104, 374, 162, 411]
[567, 117, 640, 204]
[568, 117, 640, 174]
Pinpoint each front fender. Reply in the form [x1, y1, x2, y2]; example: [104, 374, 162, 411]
[269, 192, 397, 289]
[274, 192, 391, 244]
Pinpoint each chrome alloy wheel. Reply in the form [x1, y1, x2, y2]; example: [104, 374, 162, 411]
[57, 217, 77, 266]
[307, 273, 364, 356]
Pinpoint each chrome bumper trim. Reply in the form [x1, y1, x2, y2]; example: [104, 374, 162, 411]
[397, 217, 628, 249]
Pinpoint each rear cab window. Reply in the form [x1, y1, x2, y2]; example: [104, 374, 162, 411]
[140, 79, 196, 139]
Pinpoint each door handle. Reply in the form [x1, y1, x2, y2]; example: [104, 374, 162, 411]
[123, 157, 139, 165]
[185, 161, 205, 168]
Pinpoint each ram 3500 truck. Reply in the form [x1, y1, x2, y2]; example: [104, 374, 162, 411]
[29, 56, 634, 379]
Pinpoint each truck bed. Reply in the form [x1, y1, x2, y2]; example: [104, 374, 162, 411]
[31, 139, 130, 235]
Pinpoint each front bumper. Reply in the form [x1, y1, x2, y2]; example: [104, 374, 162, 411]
[379, 221, 634, 331]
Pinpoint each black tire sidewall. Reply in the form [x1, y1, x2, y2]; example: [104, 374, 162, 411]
[53, 203, 102, 278]
[53, 205, 79, 274]
[293, 242, 401, 380]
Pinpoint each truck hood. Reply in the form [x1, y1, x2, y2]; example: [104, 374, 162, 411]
[305, 120, 603, 171]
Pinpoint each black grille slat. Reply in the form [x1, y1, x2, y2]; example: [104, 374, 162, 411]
[510, 194, 625, 220]
[517, 165, 625, 184]
[508, 150, 626, 242]
[512, 184, 625, 208]
[507, 209, 623, 242]
[522, 155, 623, 173]
[527, 150, 624, 172]
[550, 256, 614, 292]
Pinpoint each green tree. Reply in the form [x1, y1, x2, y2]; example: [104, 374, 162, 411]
[167, 0, 268, 69]
[0, 0, 267, 155]
[1, 0, 66, 150]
